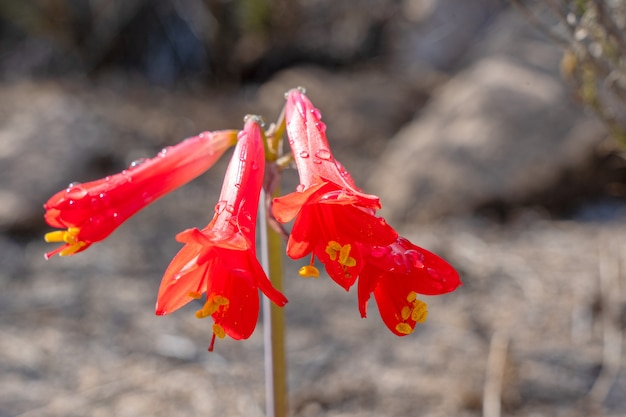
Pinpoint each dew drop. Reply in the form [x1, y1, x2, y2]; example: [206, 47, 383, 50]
[296, 184, 306, 192]
[159, 147, 172, 157]
[251, 161, 259, 170]
[65, 183, 87, 198]
[129, 158, 148, 169]
[296, 86, 307, 94]
[314, 149, 332, 161]
[299, 151, 309, 158]
[315, 121, 327, 133]
[370, 246, 390, 258]
[237, 131, 247, 141]
[310, 108, 322, 120]
[313, 158, 322, 164]
[404, 250, 425, 269]
[234, 183, 241, 189]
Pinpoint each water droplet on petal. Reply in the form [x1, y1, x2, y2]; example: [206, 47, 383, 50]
[225, 204, 235, 214]
[313, 158, 322, 164]
[299, 151, 309, 158]
[129, 158, 148, 169]
[370, 246, 390, 258]
[251, 161, 259, 170]
[310, 108, 322, 120]
[315, 121, 327, 133]
[237, 131, 247, 141]
[296, 184, 305, 192]
[404, 249, 425, 269]
[65, 183, 87, 198]
[296, 86, 307, 94]
[159, 147, 172, 157]
[314, 149, 332, 161]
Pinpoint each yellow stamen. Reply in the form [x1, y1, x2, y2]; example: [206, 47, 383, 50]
[45, 227, 87, 256]
[44, 231, 67, 243]
[195, 294, 230, 319]
[59, 241, 87, 257]
[325, 240, 342, 261]
[401, 306, 411, 321]
[187, 291, 203, 299]
[298, 265, 320, 278]
[338, 244, 356, 267]
[212, 323, 226, 339]
[325, 241, 357, 267]
[406, 291, 417, 302]
[395, 323, 414, 335]
[411, 300, 428, 323]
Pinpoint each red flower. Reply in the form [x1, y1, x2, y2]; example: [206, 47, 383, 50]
[274, 89, 461, 336]
[43, 130, 237, 259]
[273, 89, 397, 290]
[156, 118, 287, 350]
[357, 237, 461, 336]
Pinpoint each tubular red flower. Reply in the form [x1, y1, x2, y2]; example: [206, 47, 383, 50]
[43, 130, 237, 259]
[358, 237, 461, 336]
[275, 88, 461, 335]
[273, 89, 397, 290]
[156, 118, 287, 350]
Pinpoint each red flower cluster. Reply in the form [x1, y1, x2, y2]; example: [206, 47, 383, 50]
[43, 89, 460, 348]
[273, 89, 460, 336]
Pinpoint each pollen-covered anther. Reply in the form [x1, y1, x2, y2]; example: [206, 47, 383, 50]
[195, 295, 230, 319]
[212, 323, 226, 339]
[395, 323, 414, 335]
[44, 227, 88, 257]
[325, 240, 356, 267]
[187, 291, 203, 299]
[299, 265, 320, 278]
[411, 299, 428, 323]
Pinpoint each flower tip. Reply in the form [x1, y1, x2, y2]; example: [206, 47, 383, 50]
[243, 114, 265, 127]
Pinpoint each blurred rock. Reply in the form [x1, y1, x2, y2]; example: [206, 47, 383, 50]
[389, 0, 506, 73]
[368, 8, 607, 224]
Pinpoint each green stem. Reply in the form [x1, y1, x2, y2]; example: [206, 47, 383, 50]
[260, 188, 287, 417]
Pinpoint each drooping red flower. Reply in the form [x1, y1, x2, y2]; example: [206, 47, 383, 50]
[43, 130, 237, 259]
[272, 88, 397, 290]
[156, 117, 287, 350]
[357, 237, 461, 336]
[274, 88, 461, 336]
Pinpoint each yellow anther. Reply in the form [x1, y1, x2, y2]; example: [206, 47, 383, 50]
[195, 294, 229, 319]
[338, 244, 356, 267]
[213, 295, 230, 306]
[411, 300, 428, 323]
[59, 241, 87, 257]
[406, 291, 417, 302]
[325, 241, 342, 261]
[44, 231, 66, 243]
[325, 241, 356, 267]
[395, 323, 414, 335]
[299, 265, 320, 278]
[212, 323, 226, 339]
[187, 291, 203, 299]
[401, 306, 411, 321]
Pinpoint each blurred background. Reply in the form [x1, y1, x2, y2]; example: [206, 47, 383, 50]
[1, 0, 626, 416]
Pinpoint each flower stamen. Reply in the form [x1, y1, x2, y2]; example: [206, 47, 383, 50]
[394, 293, 429, 335]
[325, 241, 356, 267]
[195, 294, 230, 319]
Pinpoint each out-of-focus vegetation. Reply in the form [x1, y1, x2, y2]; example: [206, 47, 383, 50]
[513, 0, 626, 146]
[0, 0, 391, 85]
